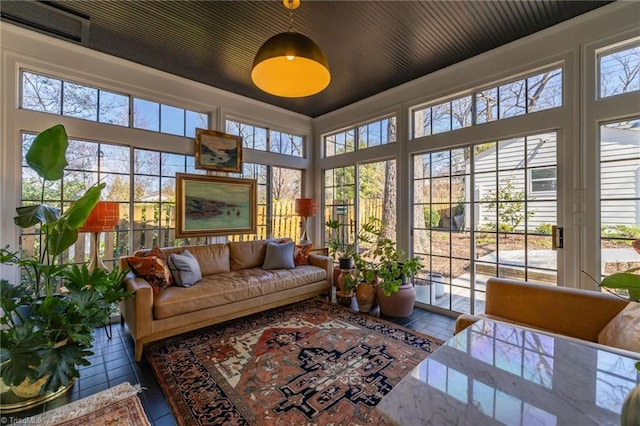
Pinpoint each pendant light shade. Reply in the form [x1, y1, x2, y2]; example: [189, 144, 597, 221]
[251, 1, 330, 98]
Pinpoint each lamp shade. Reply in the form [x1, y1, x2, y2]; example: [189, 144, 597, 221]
[251, 32, 330, 98]
[78, 201, 120, 233]
[295, 198, 318, 217]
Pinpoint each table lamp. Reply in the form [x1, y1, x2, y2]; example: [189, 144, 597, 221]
[79, 201, 120, 271]
[294, 198, 318, 244]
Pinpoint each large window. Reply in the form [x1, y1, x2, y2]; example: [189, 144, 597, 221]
[21, 71, 209, 137]
[324, 116, 397, 158]
[226, 120, 304, 157]
[599, 119, 640, 282]
[412, 67, 563, 138]
[598, 42, 640, 98]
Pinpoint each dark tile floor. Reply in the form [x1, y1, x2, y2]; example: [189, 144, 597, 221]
[6, 304, 456, 425]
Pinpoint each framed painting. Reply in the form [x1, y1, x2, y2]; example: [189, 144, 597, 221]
[195, 128, 243, 172]
[176, 173, 257, 237]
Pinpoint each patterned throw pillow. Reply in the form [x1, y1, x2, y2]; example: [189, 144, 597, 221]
[294, 243, 312, 266]
[125, 246, 173, 294]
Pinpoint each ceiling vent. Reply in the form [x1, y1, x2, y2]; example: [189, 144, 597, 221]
[1, 1, 89, 44]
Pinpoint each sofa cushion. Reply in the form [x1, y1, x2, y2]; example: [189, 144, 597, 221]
[187, 244, 230, 275]
[125, 246, 173, 294]
[153, 265, 327, 319]
[263, 241, 295, 269]
[168, 249, 202, 287]
[598, 302, 639, 352]
[229, 240, 268, 270]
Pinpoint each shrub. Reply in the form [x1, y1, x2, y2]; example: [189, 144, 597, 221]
[424, 207, 441, 228]
[535, 223, 554, 235]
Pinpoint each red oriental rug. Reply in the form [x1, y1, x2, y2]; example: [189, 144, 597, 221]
[146, 298, 443, 425]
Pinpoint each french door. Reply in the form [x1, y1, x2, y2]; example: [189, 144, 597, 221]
[412, 131, 558, 314]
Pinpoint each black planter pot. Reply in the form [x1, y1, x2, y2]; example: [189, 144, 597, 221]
[338, 257, 353, 270]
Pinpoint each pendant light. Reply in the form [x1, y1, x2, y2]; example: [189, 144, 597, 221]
[251, 0, 330, 98]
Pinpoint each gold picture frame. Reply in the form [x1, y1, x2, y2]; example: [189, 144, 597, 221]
[175, 173, 257, 237]
[195, 128, 243, 172]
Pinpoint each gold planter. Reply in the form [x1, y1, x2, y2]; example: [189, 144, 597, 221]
[0, 376, 75, 413]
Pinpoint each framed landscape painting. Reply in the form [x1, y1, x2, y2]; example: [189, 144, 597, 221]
[195, 128, 243, 172]
[176, 173, 257, 237]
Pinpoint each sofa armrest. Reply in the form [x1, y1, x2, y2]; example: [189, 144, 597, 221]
[484, 277, 628, 342]
[455, 314, 482, 335]
[308, 254, 333, 287]
[119, 270, 153, 341]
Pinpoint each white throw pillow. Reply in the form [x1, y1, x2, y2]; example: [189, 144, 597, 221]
[597, 302, 640, 353]
[168, 249, 202, 287]
[262, 241, 295, 270]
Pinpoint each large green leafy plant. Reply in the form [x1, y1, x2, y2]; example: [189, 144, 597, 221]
[0, 124, 129, 396]
[351, 218, 424, 295]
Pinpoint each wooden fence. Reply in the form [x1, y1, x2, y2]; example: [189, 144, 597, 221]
[21, 199, 385, 268]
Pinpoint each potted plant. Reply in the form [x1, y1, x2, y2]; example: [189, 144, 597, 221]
[325, 219, 357, 270]
[0, 124, 130, 404]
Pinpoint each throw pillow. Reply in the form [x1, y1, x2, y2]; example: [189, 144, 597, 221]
[597, 302, 640, 353]
[262, 241, 295, 270]
[168, 249, 202, 287]
[125, 246, 173, 294]
[294, 243, 312, 266]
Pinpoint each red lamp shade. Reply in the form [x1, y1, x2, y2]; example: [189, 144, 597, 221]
[78, 201, 120, 233]
[295, 198, 318, 217]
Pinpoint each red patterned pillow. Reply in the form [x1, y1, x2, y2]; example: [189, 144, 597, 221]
[126, 246, 173, 294]
[294, 243, 312, 266]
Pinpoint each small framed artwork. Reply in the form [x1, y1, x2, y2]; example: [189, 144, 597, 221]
[176, 173, 257, 237]
[195, 128, 243, 172]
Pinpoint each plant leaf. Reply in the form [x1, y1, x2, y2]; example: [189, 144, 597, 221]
[13, 204, 60, 229]
[60, 183, 105, 230]
[26, 124, 69, 181]
[600, 272, 640, 289]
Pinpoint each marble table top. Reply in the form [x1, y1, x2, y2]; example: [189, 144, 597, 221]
[377, 319, 639, 425]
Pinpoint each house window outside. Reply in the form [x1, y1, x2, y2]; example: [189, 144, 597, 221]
[20, 70, 209, 137]
[324, 116, 396, 157]
[412, 67, 563, 138]
[599, 43, 640, 99]
[530, 167, 557, 193]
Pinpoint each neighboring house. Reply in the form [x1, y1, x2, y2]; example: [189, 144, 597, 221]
[469, 125, 639, 232]
[600, 125, 640, 227]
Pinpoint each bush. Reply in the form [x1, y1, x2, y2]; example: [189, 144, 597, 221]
[535, 223, 554, 235]
[602, 225, 640, 239]
[424, 207, 441, 228]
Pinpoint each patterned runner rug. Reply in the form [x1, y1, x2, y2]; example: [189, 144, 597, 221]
[147, 298, 443, 425]
[26, 382, 149, 426]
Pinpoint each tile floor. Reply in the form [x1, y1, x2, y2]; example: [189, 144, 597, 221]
[6, 304, 456, 425]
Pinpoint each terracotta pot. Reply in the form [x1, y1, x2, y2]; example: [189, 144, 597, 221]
[356, 282, 376, 313]
[376, 283, 416, 317]
[333, 265, 341, 289]
[335, 290, 353, 307]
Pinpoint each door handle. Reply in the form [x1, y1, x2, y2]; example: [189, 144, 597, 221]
[552, 226, 563, 250]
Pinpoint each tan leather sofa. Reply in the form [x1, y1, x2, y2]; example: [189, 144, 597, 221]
[455, 277, 629, 343]
[119, 240, 332, 361]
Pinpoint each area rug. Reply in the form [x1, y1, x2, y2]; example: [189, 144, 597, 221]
[26, 382, 150, 426]
[146, 298, 443, 425]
